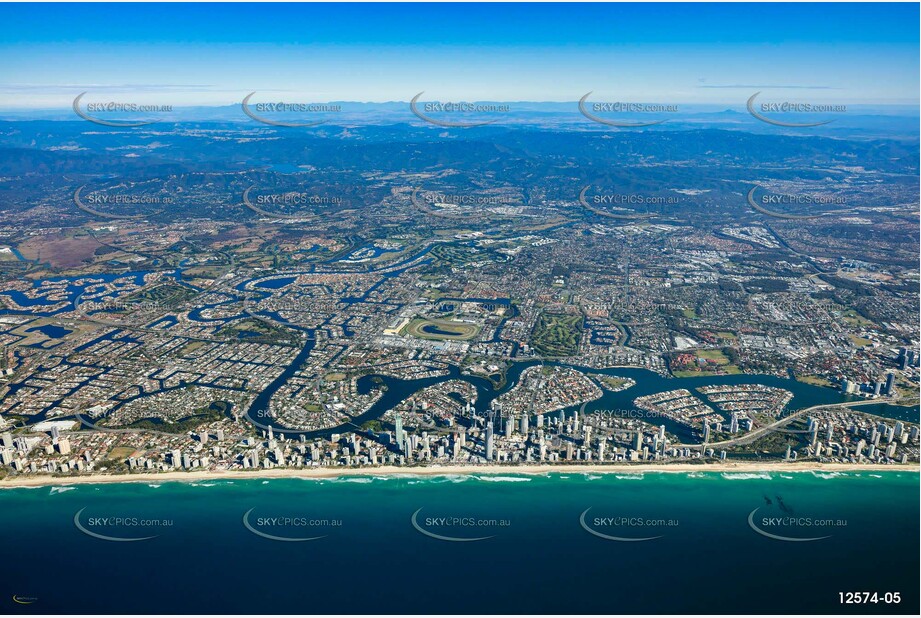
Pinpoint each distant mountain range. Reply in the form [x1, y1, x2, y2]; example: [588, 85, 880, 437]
[2, 102, 918, 140]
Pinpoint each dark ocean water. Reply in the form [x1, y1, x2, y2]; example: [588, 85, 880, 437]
[1, 471, 917, 615]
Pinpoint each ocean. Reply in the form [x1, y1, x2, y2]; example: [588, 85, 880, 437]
[1, 471, 917, 614]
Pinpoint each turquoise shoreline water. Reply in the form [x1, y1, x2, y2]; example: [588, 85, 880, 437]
[2, 471, 918, 614]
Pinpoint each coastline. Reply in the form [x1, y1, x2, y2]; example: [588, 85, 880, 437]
[1, 461, 917, 489]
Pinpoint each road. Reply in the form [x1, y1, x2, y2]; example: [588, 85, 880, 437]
[677, 399, 893, 450]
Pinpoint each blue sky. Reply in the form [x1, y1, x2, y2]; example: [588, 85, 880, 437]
[0, 2, 918, 108]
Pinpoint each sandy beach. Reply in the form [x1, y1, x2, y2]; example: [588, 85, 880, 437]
[1, 461, 917, 488]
